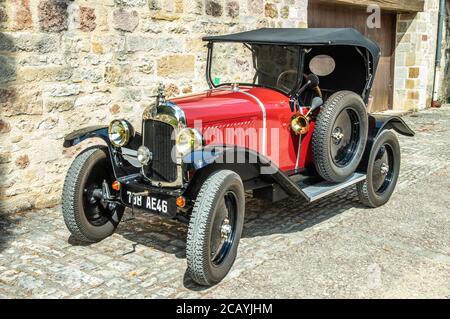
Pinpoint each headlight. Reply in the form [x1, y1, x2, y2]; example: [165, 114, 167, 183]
[108, 119, 132, 148]
[176, 128, 203, 156]
[137, 146, 152, 165]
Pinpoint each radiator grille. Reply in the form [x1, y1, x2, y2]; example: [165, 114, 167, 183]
[142, 120, 177, 183]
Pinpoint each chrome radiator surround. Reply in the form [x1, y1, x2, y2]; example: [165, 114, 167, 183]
[140, 101, 186, 188]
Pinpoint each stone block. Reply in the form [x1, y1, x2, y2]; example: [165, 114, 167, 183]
[0, 86, 43, 116]
[265, 3, 278, 18]
[157, 55, 195, 77]
[151, 11, 180, 21]
[0, 55, 16, 83]
[127, 35, 156, 52]
[45, 98, 75, 112]
[0, 119, 11, 133]
[407, 90, 420, 100]
[12, 0, 33, 30]
[280, 6, 289, 19]
[113, 8, 139, 32]
[79, 7, 96, 32]
[206, 1, 222, 17]
[38, 0, 69, 32]
[405, 79, 418, 90]
[15, 154, 29, 169]
[248, 0, 263, 15]
[227, 1, 239, 18]
[409, 67, 420, 79]
[0, 4, 7, 23]
[405, 53, 416, 67]
[115, 0, 146, 6]
[156, 37, 184, 53]
[0, 32, 60, 53]
[91, 42, 104, 54]
[46, 84, 81, 97]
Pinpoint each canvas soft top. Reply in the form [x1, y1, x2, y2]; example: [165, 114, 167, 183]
[203, 28, 381, 65]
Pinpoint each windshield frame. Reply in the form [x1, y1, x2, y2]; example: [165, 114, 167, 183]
[206, 42, 305, 97]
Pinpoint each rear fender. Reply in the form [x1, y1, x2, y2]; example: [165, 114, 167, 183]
[371, 115, 415, 138]
[358, 114, 414, 170]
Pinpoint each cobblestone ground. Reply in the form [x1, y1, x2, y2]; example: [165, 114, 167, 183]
[0, 106, 449, 298]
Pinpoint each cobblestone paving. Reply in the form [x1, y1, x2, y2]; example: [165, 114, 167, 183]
[0, 106, 449, 298]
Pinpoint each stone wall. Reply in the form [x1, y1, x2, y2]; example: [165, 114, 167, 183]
[0, 0, 308, 214]
[393, 0, 446, 111]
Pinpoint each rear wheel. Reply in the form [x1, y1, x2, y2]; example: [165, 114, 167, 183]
[313, 91, 368, 182]
[186, 170, 245, 286]
[357, 130, 401, 208]
[62, 147, 124, 243]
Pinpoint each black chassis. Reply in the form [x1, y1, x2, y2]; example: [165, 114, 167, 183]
[63, 114, 414, 219]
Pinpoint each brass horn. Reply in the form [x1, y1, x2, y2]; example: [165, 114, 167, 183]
[291, 113, 311, 135]
[290, 97, 324, 135]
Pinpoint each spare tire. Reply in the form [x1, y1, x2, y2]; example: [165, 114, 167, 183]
[312, 91, 368, 182]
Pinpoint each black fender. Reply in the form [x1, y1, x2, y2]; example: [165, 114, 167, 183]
[63, 125, 142, 178]
[370, 114, 415, 138]
[358, 114, 414, 170]
[182, 146, 302, 197]
[63, 125, 110, 148]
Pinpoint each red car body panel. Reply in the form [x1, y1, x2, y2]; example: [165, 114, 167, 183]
[171, 86, 316, 172]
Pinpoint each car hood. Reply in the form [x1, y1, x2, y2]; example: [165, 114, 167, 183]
[170, 87, 280, 127]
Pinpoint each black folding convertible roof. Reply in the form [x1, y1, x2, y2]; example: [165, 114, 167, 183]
[203, 28, 381, 66]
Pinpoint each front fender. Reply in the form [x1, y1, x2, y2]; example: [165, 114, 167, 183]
[182, 146, 302, 197]
[63, 125, 110, 148]
[63, 125, 142, 178]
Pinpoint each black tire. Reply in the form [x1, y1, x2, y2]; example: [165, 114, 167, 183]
[186, 170, 245, 286]
[312, 91, 369, 182]
[357, 130, 401, 208]
[62, 147, 124, 243]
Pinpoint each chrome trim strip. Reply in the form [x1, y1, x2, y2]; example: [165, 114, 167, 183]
[237, 90, 267, 156]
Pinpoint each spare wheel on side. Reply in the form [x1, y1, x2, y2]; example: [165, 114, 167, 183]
[312, 91, 369, 182]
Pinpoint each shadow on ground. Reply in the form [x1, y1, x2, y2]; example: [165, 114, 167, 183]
[0, 213, 21, 253]
[111, 187, 365, 290]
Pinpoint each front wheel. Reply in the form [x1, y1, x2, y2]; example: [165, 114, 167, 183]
[357, 130, 401, 208]
[186, 170, 245, 286]
[62, 147, 124, 243]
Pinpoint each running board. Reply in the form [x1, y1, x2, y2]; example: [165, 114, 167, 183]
[295, 173, 366, 203]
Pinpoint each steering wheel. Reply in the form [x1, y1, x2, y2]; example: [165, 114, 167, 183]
[276, 70, 298, 92]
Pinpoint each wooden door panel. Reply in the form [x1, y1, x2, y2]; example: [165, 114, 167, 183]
[308, 1, 396, 112]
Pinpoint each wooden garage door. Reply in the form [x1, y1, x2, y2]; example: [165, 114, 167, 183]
[308, 1, 396, 112]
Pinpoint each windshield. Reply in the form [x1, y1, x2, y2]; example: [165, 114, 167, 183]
[210, 43, 301, 94]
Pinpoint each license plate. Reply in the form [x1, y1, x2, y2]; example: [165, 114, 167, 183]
[125, 190, 172, 214]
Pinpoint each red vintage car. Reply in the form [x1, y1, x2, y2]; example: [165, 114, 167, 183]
[62, 28, 414, 286]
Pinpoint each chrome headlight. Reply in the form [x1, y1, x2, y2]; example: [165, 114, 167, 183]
[108, 119, 133, 148]
[176, 128, 203, 156]
[137, 146, 152, 165]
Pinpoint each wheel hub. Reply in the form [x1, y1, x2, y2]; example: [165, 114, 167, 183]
[332, 127, 344, 145]
[220, 218, 232, 239]
[380, 163, 389, 175]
